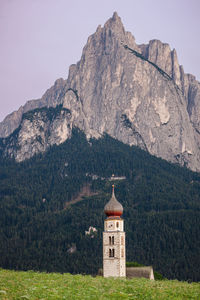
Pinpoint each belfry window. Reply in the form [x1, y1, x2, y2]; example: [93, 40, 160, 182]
[112, 249, 115, 257]
[109, 236, 114, 245]
[109, 249, 112, 257]
[112, 236, 114, 245]
[109, 249, 115, 257]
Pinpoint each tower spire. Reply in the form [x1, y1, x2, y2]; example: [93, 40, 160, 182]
[112, 184, 115, 196]
[104, 186, 123, 217]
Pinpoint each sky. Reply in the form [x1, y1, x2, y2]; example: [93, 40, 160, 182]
[0, 0, 200, 122]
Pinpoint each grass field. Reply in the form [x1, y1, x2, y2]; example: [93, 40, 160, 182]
[0, 269, 199, 299]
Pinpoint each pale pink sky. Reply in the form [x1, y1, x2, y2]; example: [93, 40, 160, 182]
[0, 0, 200, 121]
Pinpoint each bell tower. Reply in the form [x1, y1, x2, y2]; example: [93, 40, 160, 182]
[103, 185, 126, 277]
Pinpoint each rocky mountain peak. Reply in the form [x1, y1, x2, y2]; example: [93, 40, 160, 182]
[138, 39, 182, 86]
[1, 13, 200, 172]
[104, 11, 125, 32]
[81, 11, 136, 60]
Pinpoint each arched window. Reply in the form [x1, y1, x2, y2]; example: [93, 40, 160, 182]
[112, 236, 114, 245]
[121, 236, 124, 245]
[109, 249, 112, 257]
[112, 249, 115, 257]
[116, 222, 119, 228]
[109, 236, 112, 245]
[109, 249, 115, 257]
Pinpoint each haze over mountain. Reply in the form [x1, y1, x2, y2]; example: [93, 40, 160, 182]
[1, 12, 200, 172]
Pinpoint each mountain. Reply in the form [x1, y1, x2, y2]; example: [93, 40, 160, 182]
[1, 12, 200, 283]
[0, 129, 200, 281]
[0, 78, 66, 138]
[1, 12, 200, 171]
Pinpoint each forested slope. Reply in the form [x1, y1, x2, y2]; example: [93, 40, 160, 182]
[0, 129, 200, 281]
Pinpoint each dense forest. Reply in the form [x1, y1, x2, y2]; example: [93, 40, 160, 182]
[0, 128, 200, 281]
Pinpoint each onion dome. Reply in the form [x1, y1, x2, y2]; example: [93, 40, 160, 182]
[104, 185, 123, 217]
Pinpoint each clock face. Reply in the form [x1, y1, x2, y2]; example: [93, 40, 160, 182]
[108, 222, 114, 229]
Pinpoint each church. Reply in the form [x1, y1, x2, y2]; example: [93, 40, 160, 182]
[102, 185, 154, 280]
[103, 185, 126, 277]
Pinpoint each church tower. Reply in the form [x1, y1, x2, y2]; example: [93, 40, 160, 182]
[103, 185, 126, 277]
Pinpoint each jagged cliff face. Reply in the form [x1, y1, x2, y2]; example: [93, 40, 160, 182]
[0, 78, 66, 138]
[1, 12, 200, 171]
[3, 106, 72, 161]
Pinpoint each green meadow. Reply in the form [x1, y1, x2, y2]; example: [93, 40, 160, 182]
[0, 269, 199, 299]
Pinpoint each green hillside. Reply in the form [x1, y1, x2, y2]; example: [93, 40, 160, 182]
[0, 269, 199, 299]
[0, 129, 200, 281]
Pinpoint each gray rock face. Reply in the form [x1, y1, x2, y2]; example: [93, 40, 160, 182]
[138, 39, 200, 132]
[1, 12, 200, 171]
[4, 106, 72, 161]
[0, 78, 66, 138]
[139, 40, 181, 87]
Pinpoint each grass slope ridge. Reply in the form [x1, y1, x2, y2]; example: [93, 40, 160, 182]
[0, 269, 199, 300]
[0, 129, 200, 281]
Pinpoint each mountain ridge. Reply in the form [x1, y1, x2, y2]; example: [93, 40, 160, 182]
[1, 12, 200, 171]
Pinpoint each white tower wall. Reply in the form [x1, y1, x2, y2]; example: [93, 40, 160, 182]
[103, 218, 126, 277]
